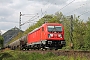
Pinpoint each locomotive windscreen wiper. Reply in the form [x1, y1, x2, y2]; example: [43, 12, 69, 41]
[52, 26, 57, 32]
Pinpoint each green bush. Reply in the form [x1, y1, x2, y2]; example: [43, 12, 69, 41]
[0, 50, 89, 60]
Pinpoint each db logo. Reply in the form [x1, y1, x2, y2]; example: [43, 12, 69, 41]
[54, 34, 57, 37]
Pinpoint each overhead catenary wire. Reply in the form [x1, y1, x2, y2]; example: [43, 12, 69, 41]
[20, 13, 39, 26]
[66, 2, 88, 14]
[21, 13, 38, 16]
[26, 0, 89, 25]
[21, 0, 52, 27]
[40, 0, 51, 17]
[40, 0, 70, 17]
[41, 0, 89, 19]
[57, 0, 75, 12]
[38, 0, 76, 25]
[26, 0, 90, 30]
[40, 0, 75, 18]
[78, 10, 90, 17]
[19, 12, 39, 30]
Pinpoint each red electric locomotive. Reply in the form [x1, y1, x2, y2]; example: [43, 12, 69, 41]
[27, 23, 65, 49]
[8, 23, 65, 50]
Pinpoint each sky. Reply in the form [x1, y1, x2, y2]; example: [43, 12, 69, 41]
[0, 0, 90, 34]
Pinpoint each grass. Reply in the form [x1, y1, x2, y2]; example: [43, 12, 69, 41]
[0, 50, 89, 60]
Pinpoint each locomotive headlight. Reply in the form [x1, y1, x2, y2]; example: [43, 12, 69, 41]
[48, 34, 53, 38]
[50, 34, 53, 37]
[58, 34, 62, 38]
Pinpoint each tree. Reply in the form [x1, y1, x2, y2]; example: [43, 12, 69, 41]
[84, 18, 90, 50]
[0, 35, 4, 48]
[9, 12, 90, 50]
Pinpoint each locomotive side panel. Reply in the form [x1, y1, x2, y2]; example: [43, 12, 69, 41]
[34, 29, 41, 43]
[27, 28, 41, 45]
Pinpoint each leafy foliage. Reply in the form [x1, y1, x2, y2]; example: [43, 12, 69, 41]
[84, 18, 90, 50]
[0, 35, 4, 48]
[0, 50, 89, 60]
[7, 12, 90, 50]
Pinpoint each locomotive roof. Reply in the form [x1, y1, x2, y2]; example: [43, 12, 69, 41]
[45, 23, 62, 26]
[28, 23, 62, 34]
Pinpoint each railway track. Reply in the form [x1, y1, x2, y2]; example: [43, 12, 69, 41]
[20, 50, 90, 59]
[22, 50, 90, 57]
[1, 48, 90, 58]
[1, 48, 90, 59]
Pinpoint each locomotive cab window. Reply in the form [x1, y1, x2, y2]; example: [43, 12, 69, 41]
[42, 27, 44, 31]
[48, 26, 62, 32]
